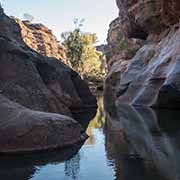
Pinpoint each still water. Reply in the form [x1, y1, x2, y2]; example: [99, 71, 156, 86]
[1, 98, 180, 180]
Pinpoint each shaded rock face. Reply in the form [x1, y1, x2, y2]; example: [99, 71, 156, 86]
[116, 26, 180, 108]
[105, 0, 180, 109]
[14, 18, 68, 64]
[0, 7, 97, 153]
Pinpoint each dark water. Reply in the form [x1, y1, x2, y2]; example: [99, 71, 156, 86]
[1, 98, 180, 180]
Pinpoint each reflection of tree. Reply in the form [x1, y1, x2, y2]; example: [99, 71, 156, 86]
[86, 96, 105, 145]
[88, 97, 105, 129]
[65, 153, 80, 180]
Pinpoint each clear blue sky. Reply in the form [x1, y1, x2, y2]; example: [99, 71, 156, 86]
[1, 0, 118, 44]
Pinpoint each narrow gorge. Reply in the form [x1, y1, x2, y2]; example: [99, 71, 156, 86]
[0, 0, 180, 180]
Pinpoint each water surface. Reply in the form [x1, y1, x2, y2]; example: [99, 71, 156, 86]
[1, 98, 180, 180]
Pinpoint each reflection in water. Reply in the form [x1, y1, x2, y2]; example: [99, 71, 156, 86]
[65, 153, 80, 180]
[1, 98, 180, 180]
[86, 96, 105, 145]
[0, 143, 83, 180]
[105, 105, 180, 180]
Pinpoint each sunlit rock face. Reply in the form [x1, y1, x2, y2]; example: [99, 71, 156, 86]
[116, 0, 180, 38]
[105, 0, 180, 109]
[106, 17, 143, 73]
[14, 18, 69, 64]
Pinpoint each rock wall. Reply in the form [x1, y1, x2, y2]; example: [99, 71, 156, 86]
[105, 0, 180, 109]
[14, 18, 69, 64]
[116, 0, 180, 39]
[0, 7, 96, 153]
[106, 17, 143, 71]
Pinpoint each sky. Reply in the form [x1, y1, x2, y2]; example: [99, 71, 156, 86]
[1, 0, 118, 44]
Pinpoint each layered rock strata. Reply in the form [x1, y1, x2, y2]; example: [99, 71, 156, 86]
[14, 18, 68, 64]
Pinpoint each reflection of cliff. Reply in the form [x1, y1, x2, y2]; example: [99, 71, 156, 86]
[104, 105, 180, 180]
[86, 97, 105, 145]
[0, 143, 83, 180]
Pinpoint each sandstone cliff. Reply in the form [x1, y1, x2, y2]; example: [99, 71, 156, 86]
[106, 17, 143, 71]
[105, 0, 180, 109]
[14, 18, 68, 64]
[0, 7, 96, 153]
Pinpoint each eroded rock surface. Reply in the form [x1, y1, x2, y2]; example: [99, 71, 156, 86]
[14, 18, 68, 64]
[105, 0, 180, 109]
[116, 0, 180, 39]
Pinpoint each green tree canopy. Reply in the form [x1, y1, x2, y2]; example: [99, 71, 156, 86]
[61, 23, 105, 78]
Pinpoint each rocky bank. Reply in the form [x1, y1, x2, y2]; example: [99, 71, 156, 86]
[0, 7, 96, 153]
[105, 0, 180, 109]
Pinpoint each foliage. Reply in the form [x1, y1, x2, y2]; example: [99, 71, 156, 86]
[80, 32, 104, 77]
[88, 97, 105, 129]
[61, 29, 83, 72]
[61, 20, 105, 78]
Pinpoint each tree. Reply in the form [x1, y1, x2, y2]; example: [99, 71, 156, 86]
[61, 20, 105, 78]
[80, 32, 102, 76]
[61, 28, 83, 72]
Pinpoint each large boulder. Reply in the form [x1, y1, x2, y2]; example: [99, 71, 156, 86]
[0, 94, 85, 154]
[105, 0, 180, 109]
